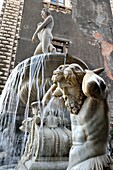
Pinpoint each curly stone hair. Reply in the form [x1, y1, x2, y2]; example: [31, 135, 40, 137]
[42, 8, 51, 16]
[63, 64, 85, 85]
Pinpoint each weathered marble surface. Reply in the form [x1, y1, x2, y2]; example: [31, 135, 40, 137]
[52, 63, 113, 170]
[32, 8, 56, 55]
[18, 89, 71, 170]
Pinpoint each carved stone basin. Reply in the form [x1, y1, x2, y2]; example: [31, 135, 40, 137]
[19, 53, 88, 105]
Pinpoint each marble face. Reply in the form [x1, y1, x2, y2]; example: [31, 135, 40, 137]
[41, 10, 47, 19]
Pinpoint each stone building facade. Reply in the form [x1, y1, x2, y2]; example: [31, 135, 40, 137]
[0, 0, 24, 93]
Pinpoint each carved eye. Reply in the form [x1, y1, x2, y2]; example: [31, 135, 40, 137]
[64, 96, 68, 101]
[68, 81, 72, 85]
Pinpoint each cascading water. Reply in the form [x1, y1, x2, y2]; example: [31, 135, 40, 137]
[0, 54, 47, 167]
[20, 54, 47, 158]
[0, 57, 29, 167]
[0, 53, 71, 170]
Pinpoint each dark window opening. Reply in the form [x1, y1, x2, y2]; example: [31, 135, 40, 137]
[52, 37, 70, 54]
[54, 45, 63, 53]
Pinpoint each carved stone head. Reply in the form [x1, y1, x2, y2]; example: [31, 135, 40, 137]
[41, 8, 51, 19]
[52, 64, 85, 114]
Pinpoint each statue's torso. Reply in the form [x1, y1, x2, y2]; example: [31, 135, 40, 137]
[69, 97, 109, 168]
[71, 97, 109, 144]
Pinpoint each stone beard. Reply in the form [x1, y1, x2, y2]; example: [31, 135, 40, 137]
[52, 64, 85, 115]
[62, 90, 85, 115]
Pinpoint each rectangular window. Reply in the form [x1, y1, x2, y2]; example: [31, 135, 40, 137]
[59, 0, 64, 3]
[58, 0, 64, 5]
[43, 0, 72, 13]
[51, 0, 64, 6]
[51, 0, 56, 3]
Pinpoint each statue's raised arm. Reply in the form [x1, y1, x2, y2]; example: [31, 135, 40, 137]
[32, 15, 53, 37]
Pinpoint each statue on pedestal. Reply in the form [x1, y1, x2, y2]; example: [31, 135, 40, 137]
[32, 8, 56, 55]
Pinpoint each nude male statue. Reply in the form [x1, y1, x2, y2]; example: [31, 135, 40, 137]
[32, 8, 56, 55]
[51, 64, 113, 170]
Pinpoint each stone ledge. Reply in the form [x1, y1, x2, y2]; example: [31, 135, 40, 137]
[16, 160, 69, 170]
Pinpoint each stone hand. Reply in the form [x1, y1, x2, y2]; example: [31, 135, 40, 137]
[32, 34, 38, 44]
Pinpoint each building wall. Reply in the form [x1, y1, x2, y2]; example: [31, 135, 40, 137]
[15, 0, 113, 67]
[15, 0, 113, 118]
[15, 0, 43, 65]
[71, 0, 113, 116]
[15, 0, 73, 65]
[0, 0, 24, 93]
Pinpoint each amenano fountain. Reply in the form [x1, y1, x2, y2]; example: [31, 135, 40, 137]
[0, 7, 113, 170]
[0, 52, 88, 170]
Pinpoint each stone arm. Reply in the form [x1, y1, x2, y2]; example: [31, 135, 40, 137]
[82, 71, 107, 99]
[41, 84, 57, 106]
[32, 16, 52, 43]
[33, 116, 41, 125]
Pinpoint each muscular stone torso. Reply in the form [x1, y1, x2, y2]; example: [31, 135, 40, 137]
[69, 97, 109, 169]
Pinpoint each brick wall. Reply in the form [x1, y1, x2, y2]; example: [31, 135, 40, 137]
[0, 0, 24, 94]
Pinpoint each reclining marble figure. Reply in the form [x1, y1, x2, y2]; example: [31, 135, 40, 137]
[51, 63, 113, 170]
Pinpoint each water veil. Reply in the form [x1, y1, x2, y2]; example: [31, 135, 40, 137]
[0, 53, 70, 169]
